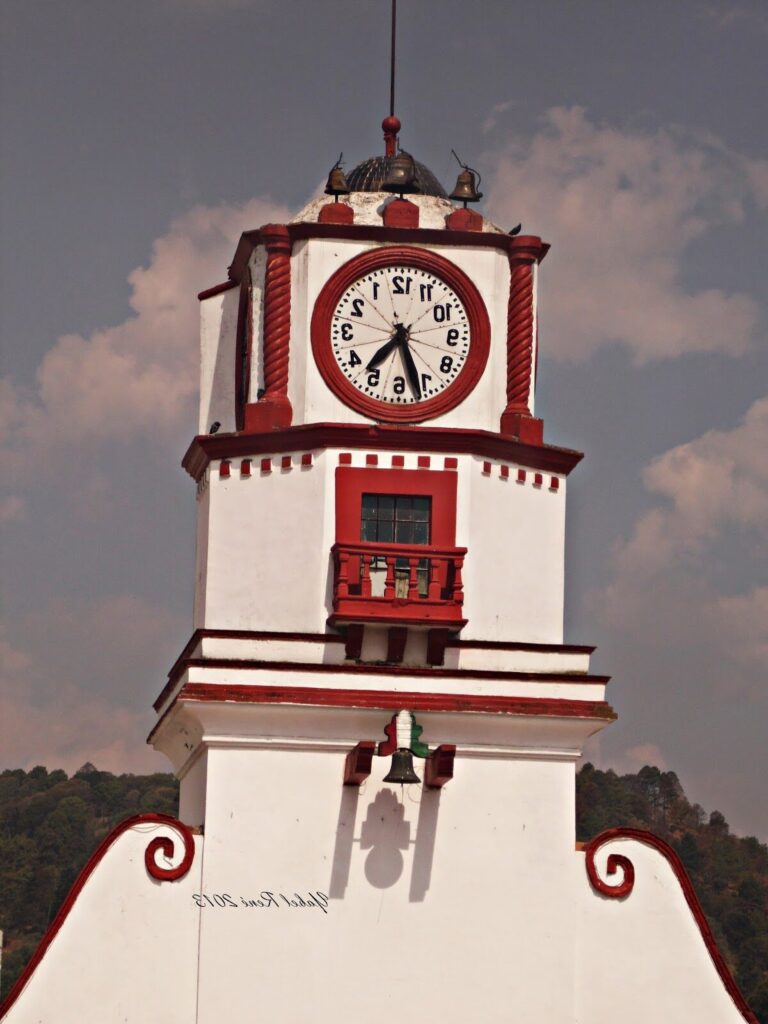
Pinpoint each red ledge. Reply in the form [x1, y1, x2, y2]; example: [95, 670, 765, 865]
[197, 280, 238, 301]
[229, 224, 549, 285]
[0, 814, 195, 1020]
[182, 423, 583, 482]
[175, 682, 616, 719]
[584, 829, 758, 1024]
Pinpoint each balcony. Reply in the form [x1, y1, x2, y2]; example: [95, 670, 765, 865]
[329, 541, 467, 629]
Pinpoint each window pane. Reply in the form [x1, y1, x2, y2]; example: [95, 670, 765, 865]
[377, 520, 394, 542]
[412, 521, 429, 544]
[362, 494, 378, 514]
[413, 496, 430, 515]
[361, 519, 378, 542]
[378, 495, 395, 512]
[395, 522, 414, 544]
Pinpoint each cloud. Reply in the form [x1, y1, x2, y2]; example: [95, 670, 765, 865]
[1, 195, 290, 481]
[485, 106, 766, 363]
[0, 594, 186, 773]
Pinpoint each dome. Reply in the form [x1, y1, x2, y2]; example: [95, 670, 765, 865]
[346, 155, 447, 198]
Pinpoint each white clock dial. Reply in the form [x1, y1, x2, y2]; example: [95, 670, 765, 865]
[330, 264, 470, 406]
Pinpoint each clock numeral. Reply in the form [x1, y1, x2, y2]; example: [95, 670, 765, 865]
[350, 298, 364, 317]
[349, 350, 362, 367]
[392, 275, 412, 295]
[440, 355, 454, 374]
[393, 376, 406, 395]
[371, 281, 380, 300]
[367, 369, 381, 387]
[421, 374, 432, 392]
[419, 283, 433, 302]
[446, 328, 460, 347]
[433, 303, 453, 323]
[340, 323, 353, 341]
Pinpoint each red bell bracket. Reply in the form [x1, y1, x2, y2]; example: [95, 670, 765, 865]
[424, 744, 456, 788]
[343, 741, 376, 786]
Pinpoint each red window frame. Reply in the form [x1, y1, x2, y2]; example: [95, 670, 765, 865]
[335, 467, 457, 545]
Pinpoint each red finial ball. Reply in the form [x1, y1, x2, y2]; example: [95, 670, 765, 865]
[382, 115, 401, 157]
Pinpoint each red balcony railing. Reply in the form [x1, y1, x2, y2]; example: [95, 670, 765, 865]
[329, 541, 467, 628]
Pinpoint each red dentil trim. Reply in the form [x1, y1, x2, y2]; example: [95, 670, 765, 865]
[0, 814, 195, 1019]
[310, 246, 491, 423]
[182, 423, 584, 482]
[228, 224, 549, 286]
[584, 829, 758, 1023]
[177, 681, 616, 718]
[197, 280, 238, 301]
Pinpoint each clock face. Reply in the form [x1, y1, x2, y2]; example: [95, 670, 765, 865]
[311, 247, 490, 423]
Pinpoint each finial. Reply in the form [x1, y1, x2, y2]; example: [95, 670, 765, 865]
[383, 0, 400, 157]
[383, 114, 401, 158]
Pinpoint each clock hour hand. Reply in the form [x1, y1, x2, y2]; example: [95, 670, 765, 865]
[399, 334, 422, 400]
[366, 333, 400, 371]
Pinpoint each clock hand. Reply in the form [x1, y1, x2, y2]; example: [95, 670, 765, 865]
[399, 332, 422, 400]
[366, 332, 400, 370]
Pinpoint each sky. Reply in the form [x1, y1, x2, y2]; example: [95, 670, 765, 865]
[1, 0, 766, 838]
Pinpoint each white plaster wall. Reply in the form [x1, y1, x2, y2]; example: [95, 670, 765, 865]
[199, 287, 239, 434]
[4, 824, 203, 1024]
[576, 837, 747, 1023]
[194, 744, 579, 1023]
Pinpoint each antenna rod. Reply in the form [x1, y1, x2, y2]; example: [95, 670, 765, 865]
[389, 0, 396, 117]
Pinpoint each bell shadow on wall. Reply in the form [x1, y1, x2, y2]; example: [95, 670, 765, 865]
[328, 785, 442, 898]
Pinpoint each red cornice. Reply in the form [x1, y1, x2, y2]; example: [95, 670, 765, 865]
[181, 422, 583, 481]
[584, 829, 758, 1024]
[198, 280, 238, 301]
[228, 224, 549, 286]
[0, 814, 195, 1020]
[174, 681, 616, 719]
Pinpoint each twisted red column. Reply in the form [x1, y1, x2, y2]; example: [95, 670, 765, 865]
[245, 224, 293, 431]
[500, 256, 542, 443]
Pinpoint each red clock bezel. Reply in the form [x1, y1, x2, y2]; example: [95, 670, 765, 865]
[310, 246, 491, 423]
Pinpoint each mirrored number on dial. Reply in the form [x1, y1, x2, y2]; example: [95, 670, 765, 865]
[340, 323, 353, 341]
[446, 328, 460, 347]
[421, 374, 432, 392]
[392, 275, 412, 295]
[433, 304, 453, 323]
[349, 350, 362, 367]
[350, 298, 364, 317]
[440, 356, 453, 373]
[419, 283, 433, 302]
[371, 281, 379, 300]
[367, 369, 380, 387]
[393, 376, 406, 395]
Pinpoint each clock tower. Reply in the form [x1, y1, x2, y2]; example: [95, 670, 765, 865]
[3, 116, 756, 1024]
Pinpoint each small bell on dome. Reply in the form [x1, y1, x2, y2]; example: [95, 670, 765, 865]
[382, 150, 419, 195]
[324, 154, 351, 201]
[448, 151, 483, 207]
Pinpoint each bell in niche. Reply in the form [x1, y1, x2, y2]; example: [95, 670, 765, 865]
[383, 748, 422, 785]
[449, 165, 483, 206]
[324, 156, 351, 199]
[381, 150, 419, 195]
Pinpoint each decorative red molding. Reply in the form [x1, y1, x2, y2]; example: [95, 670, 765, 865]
[301, 452, 313, 467]
[229, 224, 549, 286]
[549, 476, 559, 491]
[344, 623, 365, 661]
[386, 626, 409, 663]
[339, 452, 352, 465]
[426, 628, 450, 666]
[173, 681, 616, 719]
[244, 224, 293, 432]
[197, 280, 238, 301]
[534, 472, 543, 488]
[392, 454, 405, 467]
[500, 464, 510, 479]
[343, 740, 376, 785]
[517, 469, 526, 484]
[584, 829, 758, 1024]
[318, 201, 354, 224]
[280, 455, 292, 470]
[382, 197, 419, 228]
[365, 453, 378, 466]
[182, 423, 583, 483]
[424, 744, 456, 787]
[503, 260, 534, 417]
[445, 207, 483, 232]
[417, 455, 431, 468]
[310, 247, 491, 424]
[241, 458, 251, 476]
[260, 457, 272, 474]
[0, 814, 195, 1019]
[219, 460, 230, 479]
[444, 457, 458, 470]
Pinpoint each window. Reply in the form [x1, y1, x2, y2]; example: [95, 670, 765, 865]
[360, 494, 432, 545]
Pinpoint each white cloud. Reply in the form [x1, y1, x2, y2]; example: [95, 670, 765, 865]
[0, 196, 290, 480]
[486, 106, 765, 363]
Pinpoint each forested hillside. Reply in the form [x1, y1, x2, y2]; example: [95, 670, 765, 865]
[1, 763, 766, 1018]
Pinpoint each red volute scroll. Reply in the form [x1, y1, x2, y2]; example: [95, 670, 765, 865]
[244, 224, 293, 432]
[585, 828, 759, 1024]
[0, 814, 196, 1019]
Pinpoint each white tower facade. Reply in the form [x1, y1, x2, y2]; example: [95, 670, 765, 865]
[1, 124, 757, 1024]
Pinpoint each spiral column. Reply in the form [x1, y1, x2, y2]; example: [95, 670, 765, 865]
[500, 244, 543, 444]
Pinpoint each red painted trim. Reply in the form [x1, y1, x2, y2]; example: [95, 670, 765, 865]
[0, 814, 195, 1019]
[280, 455, 292, 470]
[335, 466, 457, 545]
[445, 208, 483, 232]
[584, 829, 758, 1024]
[424, 744, 456, 787]
[219, 460, 230, 479]
[310, 247, 491, 424]
[534, 472, 543, 487]
[301, 452, 313, 467]
[500, 464, 510, 479]
[318, 201, 354, 225]
[502, 260, 535, 421]
[182, 423, 583, 482]
[197, 280, 238, 301]
[482, 461, 491, 475]
[241, 458, 251, 477]
[343, 741, 376, 785]
[517, 469, 526, 484]
[339, 452, 352, 465]
[417, 455, 431, 468]
[228, 225, 549, 286]
[392, 454, 405, 467]
[344, 623, 365, 661]
[382, 197, 419, 228]
[176, 682, 616, 719]
[549, 476, 559, 491]
[426, 628, 450, 666]
[444, 457, 458, 470]
[365, 453, 378, 466]
[385, 626, 408, 663]
[247, 224, 292, 431]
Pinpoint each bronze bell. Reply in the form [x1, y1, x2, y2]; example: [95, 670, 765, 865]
[383, 748, 422, 785]
[449, 166, 483, 206]
[325, 164, 350, 198]
[382, 150, 419, 195]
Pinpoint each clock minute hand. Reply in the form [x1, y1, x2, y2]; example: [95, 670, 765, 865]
[399, 333, 422, 400]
